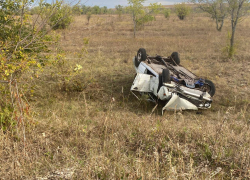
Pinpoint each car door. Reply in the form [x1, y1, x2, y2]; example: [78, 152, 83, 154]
[131, 73, 159, 95]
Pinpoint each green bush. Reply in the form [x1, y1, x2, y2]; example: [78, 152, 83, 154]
[0, 0, 61, 131]
[164, 9, 171, 19]
[44, 4, 73, 30]
[136, 14, 155, 29]
[87, 12, 92, 24]
[174, 3, 190, 20]
[30, 6, 40, 15]
[72, 5, 82, 15]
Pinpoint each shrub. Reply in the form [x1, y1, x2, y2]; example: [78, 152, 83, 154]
[30, 6, 41, 15]
[136, 14, 155, 30]
[174, 3, 190, 20]
[0, 0, 65, 131]
[87, 12, 92, 24]
[222, 31, 237, 58]
[72, 5, 82, 15]
[44, 3, 73, 30]
[164, 9, 171, 19]
[127, 1, 162, 38]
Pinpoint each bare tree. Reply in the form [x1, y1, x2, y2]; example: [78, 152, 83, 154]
[192, 0, 227, 31]
[192, 0, 250, 57]
[226, 0, 249, 57]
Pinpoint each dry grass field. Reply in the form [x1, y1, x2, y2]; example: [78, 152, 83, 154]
[1, 13, 250, 179]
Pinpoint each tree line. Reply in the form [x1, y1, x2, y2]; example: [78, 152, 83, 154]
[29, 4, 125, 16]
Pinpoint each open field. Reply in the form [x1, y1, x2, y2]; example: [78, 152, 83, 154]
[1, 14, 250, 179]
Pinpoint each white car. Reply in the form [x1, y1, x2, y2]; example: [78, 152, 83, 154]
[131, 48, 215, 113]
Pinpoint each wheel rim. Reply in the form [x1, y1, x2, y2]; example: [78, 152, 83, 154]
[202, 84, 211, 94]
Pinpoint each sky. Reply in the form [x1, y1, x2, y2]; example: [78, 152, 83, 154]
[44, 0, 184, 8]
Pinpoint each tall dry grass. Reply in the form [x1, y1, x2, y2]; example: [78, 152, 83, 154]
[1, 13, 250, 179]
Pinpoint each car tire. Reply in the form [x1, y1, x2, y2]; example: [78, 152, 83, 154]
[157, 74, 163, 92]
[204, 79, 216, 97]
[171, 52, 180, 65]
[137, 48, 147, 62]
[162, 69, 171, 83]
[134, 56, 140, 67]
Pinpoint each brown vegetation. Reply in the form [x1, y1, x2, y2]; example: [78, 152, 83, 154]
[1, 14, 250, 179]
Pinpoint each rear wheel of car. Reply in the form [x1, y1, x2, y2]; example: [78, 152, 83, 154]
[203, 79, 216, 97]
[171, 52, 180, 65]
[137, 48, 147, 62]
[162, 69, 171, 83]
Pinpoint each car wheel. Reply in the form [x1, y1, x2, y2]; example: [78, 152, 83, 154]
[203, 79, 216, 97]
[171, 52, 180, 65]
[162, 69, 171, 83]
[137, 48, 147, 62]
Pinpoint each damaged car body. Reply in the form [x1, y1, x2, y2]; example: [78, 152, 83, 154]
[131, 48, 216, 113]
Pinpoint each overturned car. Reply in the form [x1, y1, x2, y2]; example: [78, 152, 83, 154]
[131, 48, 215, 113]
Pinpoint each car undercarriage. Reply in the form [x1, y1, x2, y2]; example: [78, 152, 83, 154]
[131, 48, 216, 113]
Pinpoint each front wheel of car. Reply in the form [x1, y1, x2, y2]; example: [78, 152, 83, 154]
[137, 48, 147, 62]
[203, 79, 216, 97]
